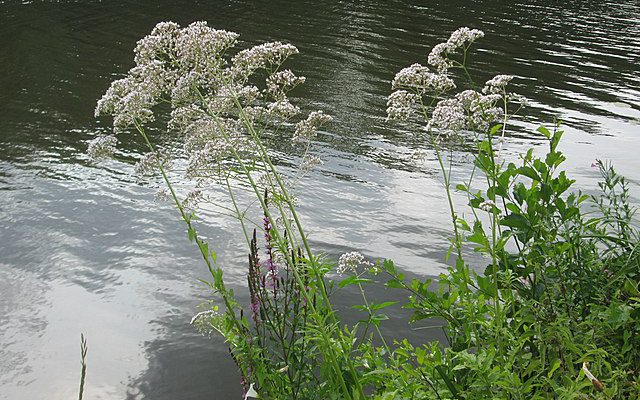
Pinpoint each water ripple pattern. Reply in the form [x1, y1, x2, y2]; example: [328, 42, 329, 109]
[0, 1, 638, 398]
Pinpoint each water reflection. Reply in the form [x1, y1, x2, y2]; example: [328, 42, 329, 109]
[1, 0, 639, 398]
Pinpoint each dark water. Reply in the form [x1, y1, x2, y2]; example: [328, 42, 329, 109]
[1, 1, 639, 398]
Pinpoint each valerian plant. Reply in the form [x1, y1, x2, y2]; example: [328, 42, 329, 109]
[378, 27, 639, 399]
[93, 23, 639, 399]
[94, 21, 363, 399]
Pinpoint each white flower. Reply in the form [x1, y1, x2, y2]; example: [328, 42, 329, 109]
[134, 151, 172, 176]
[508, 93, 529, 107]
[231, 41, 299, 79]
[168, 105, 208, 133]
[266, 69, 306, 98]
[428, 27, 485, 72]
[87, 134, 118, 160]
[386, 90, 419, 121]
[134, 21, 181, 66]
[479, 200, 496, 212]
[482, 74, 514, 94]
[392, 63, 455, 93]
[266, 99, 300, 119]
[293, 111, 332, 142]
[425, 90, 503, 134]
[446, 27, 484, 49]
[337, 251, 372, 275]
[182, 188, 204, 208]
[299, 154, 323, 174]
[154, 188, 171, 202]
[427, 98, 466, 132]
[176, 21, 239, 73]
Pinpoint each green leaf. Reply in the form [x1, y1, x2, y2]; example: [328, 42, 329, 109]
[550, 130, 564, 152]
[383, 259, 397, 275]
[501, 213, 530, 231]
[519, 166, 540, 181]
[339, 276, 373, 288]
[537, 126, 551, 139]
[385, 278, 405, 289]
[370, 301, 398, 311]
[435, 365, 462, 399]
[548, 359, 561, 378]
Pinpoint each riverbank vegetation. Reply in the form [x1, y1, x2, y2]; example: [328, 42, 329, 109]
[92, 22, 639, 399]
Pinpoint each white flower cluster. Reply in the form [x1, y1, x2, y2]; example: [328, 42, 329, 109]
[87, 134, 118, 160]
[299, 154, 323, 175]
[427, 99, 466, 132]
[176, 22, 238, 72]
[392, 63, 455, 93]
[293, 111, 333, 142]
[427, 90, 503, 133]
[266, 69, 306, 99]
[336, 251, 372, 275]
[428, 27, 485, 72]
[479, 199, 496, 212]
[190, 309, 218, 336]
[231, 42, 299, 79]
[182, 188, 204, 209]
[386, 90, 419, 121]
[134, 151, 172, 176]
[482, 74, 514, 94]
[267, 99, 300, 119]
[96, 21, 329, 183]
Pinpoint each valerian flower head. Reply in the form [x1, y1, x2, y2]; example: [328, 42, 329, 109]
[266, 99, 300, 119]
[427, 98, 466, 132]
[185, 122, 252, 180]
[190, 309, 219, 336]
[482, 74, 514, 94]
[391, 63, 455, 93]
[87, 134, 118, 160]
[205, 84, 261, 114]
[293, 111, 332, 142]
[96, 21, 331, 192]
[168, 104, 208, 134]
[170, 70, 208, 105]
[479, 200, 497, 212]
[428, 27, 485, 72]
[176, 22, 239, 73]
[134, 21, 181, 66]
[182, 188, 204, 209]
[266, 69, 306, 99]
[337, 251, 372, 275]
[95, 68, 161, 131]
[447, 27, 485, 49]
[508, 93, 529, 107]
[154, 188, 171, 202]
[231, 42, 299, 79]
[134, 151, 172, 176]
[454, 90, 503, 132]
[386, 90, 419, 121]
[299, 154, 323, 175]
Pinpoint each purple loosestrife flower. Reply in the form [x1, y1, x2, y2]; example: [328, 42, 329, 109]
[263, 215, 278, 288]
[249, 297, 260, 323]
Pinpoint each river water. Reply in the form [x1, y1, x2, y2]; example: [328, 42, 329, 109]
[1, 1, 639, 398]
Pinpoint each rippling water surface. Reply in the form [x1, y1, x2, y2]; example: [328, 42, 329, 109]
[1, 1, 639, 398]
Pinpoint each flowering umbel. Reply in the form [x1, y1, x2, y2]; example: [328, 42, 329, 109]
[94, 21, 329, 182]
[386, 27, 523, 137]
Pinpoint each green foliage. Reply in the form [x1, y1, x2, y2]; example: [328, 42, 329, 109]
[367, 127, 640, 399]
